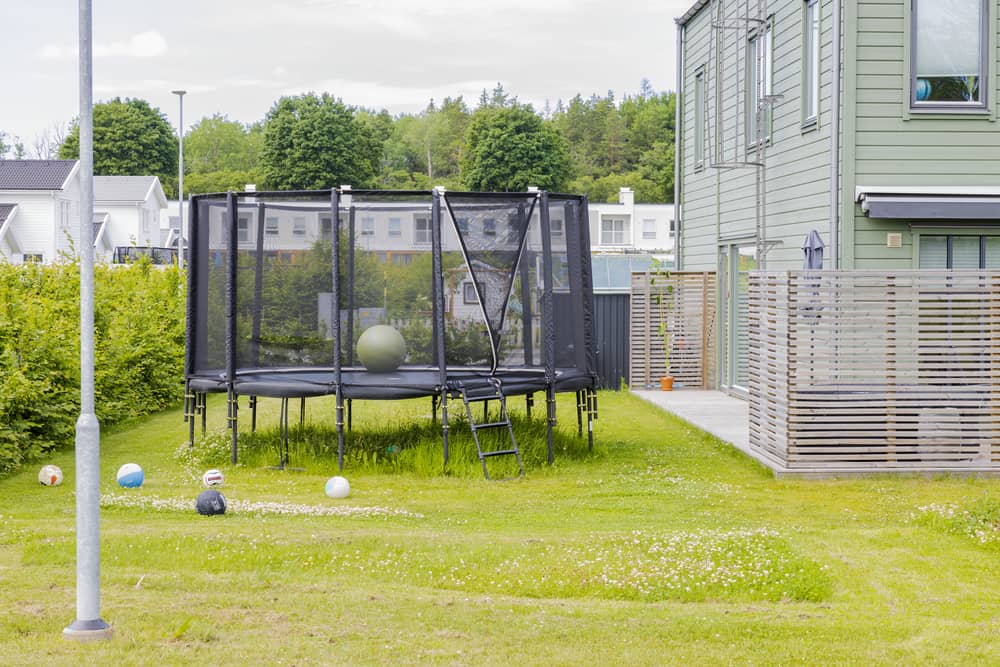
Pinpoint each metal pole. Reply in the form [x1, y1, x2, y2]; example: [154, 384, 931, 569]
[65, 0, 111, 641]
[171, 90, 186, 269]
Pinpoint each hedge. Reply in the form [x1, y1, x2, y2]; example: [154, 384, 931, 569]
[0, 259, 185, 475]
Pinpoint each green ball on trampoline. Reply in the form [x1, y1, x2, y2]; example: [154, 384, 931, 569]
[357, 325, 407, 373]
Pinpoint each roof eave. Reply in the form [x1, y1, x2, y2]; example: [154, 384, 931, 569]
[677, 0, 712, 26]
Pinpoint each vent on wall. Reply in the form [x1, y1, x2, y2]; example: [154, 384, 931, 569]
[886, 232, 903, 248]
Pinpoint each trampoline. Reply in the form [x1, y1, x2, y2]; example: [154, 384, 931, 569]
[183, 187, 598, 477]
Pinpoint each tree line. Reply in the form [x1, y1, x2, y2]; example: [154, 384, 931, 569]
[5, 81, 675, 203]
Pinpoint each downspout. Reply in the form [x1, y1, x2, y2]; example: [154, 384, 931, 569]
[674, 19, 685, 270]
[830, 0, 842, 269]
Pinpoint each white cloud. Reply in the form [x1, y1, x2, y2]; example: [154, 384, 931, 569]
[94, 80, 216, 95]
[95, 30, 168, 58]
[38, 30, 167, 61]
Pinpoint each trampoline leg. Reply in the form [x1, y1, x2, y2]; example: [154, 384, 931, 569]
[250, 396, 258, 433]
[335, 391, 345, 471]
[200, 392, 207, 435]
[280, 397, 290, 470]
[483, 399, 489, 423]
[228, 388, 239, 465]
[347, 398, 352, 432]
[440, 390, 450, 467]
[431, 394, 438, 425]
[526, 393, 533, 419]
[546, 385, 556, 465]
[576, 390, 584, 438]
[299, 397, 306, 427]
[587, 388, 595, 451]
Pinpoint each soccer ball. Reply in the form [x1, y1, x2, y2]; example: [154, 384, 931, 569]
[196, 489, 227, 516]
[324, 475, 350, 499]
[202, 469, 224, 487]
[116, 463, 144, 488]
[39, 464, 63, 486]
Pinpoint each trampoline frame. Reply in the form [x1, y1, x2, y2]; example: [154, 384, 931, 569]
[183, 187, 599, 470]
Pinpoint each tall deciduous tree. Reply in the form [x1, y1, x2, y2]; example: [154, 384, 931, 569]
[259, 93, 381, 190]
[184, 114, 261, 173]
[60, 97, 177, 194]
[460, 104, 570, 192]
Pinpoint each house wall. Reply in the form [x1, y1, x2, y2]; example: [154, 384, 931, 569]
[7, 191, 67, 263]
[679, 0, 839, 271]
[588, 193, 674, 253]
[846, 0, 1000, 268]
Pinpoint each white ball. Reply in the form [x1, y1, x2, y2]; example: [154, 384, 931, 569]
[117, 463, 144, 488]
[202, 469, 224, 487]
[324, 476, 350, 499]
[39, 464, 63, 487]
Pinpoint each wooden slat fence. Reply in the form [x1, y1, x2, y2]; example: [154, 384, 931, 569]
[749, 270, 1000, 472]
[629, 271, 716, 389]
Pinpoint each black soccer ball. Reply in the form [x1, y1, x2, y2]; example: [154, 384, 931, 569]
[196, 489, 227, 516]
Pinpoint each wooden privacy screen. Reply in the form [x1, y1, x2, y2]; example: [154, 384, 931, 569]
[629, 271, 716, 389]
[749, 270, 1000, 473]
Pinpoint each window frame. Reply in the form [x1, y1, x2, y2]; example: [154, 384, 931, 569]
[909, 0, 990, 112]
[802, 0, 820, 128]
[292, 217, 306, 237]
[265, 217, 279, 236]
[600, 216, 628, 246]
[746, 20, 774, 149]
[642, 218, 657, 240]
[388, 217, 402, 238]
[912, 227, 1000, 268]
[414, 215, 431, 244]
[694, 66, 707, 169]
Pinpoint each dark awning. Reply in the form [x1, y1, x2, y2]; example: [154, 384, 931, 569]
[860, 194, 1000, 220]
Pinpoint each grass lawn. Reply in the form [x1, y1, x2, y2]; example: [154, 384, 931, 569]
[1, 390, 999, 665]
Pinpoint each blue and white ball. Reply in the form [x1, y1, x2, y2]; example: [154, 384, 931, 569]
[39, 464, 63, 487]
[116, 463, 144, 488]
[202, 469, 224, 487]
[324, 475, 350, 499]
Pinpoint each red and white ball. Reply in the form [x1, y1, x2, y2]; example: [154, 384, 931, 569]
[38, 464, 63, 487]
[202, 469, 224, 487]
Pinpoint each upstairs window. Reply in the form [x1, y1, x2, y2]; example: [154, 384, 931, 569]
[601, 216, 627, 245]
[388, 218, 402, 238]
[292, 217, 306, 237]
[747, 23, 773, 146]
[360, 217, 375, 236]
[265, 217, 279, 236]
[414, 215, 431, 244]
[912, 0, 988, 109]
[694, 68, 706, 166]
[642, 218, 657, 240]
[803, 0, 820, 124]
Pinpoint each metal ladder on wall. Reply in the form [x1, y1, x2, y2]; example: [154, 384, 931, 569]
[455, 378, 524, 480]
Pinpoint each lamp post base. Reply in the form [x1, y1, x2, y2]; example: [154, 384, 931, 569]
[63, 618, 112, 642]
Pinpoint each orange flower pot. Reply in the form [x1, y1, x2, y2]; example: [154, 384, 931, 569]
[659, 376, 674, 391]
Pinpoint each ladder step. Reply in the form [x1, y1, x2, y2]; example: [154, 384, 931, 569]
[464, 393, 501, 402]
[472, 421, 510, 430]
[481, 449, 518, 458]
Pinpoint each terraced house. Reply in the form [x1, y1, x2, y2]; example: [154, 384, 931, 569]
[675, 0, 1000, 395]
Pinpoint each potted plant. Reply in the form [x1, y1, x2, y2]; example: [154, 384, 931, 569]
[649, 258, 674, 391]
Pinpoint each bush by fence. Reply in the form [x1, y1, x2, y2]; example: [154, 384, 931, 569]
[0, 260, 185, 475]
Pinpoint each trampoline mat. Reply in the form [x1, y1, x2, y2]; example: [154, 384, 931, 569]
[190, 367, 593, 401]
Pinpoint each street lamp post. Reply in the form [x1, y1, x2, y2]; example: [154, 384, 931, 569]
[171, 90, 186, 269]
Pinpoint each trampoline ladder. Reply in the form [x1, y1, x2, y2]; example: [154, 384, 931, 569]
[458, 379, 523, 481]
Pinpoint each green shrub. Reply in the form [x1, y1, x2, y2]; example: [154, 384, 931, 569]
[0, 258, 185, 475]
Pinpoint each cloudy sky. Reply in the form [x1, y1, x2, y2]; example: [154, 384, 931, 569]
[1, 0, 694, 150]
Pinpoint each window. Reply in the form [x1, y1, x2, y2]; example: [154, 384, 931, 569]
[551, 218, 564, 237]
[360, 217, 375, 236]
[483, 218, 497, 236]
[747, 23, 773, 145]
[238, 216, 250, 244]
[642, 219, 657, 240]
[804, 0, 820, 123]
[601, 216, 627, 245]
[912, 0, 987, 108]
[463, 282, 479, 304]
[414, 215, 431, 244]
[320, 216, 333, 241]
[23, 252, 43, 263]
[388, 218, 402, 238]
[293, 217, 306, 236]
[919, 234, 1000, 268]
[455, 217, 469, 234]
[265, 217, 279, 236]
[392, 253, 412, 265]
[60, 200, 70, 229]
[694, 68, 706, 166]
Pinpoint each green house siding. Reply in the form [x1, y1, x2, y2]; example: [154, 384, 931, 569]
[679, 0, 838, 272]
[850, 0, 1000, 268]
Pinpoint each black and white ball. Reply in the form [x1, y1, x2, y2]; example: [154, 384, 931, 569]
[201, 469, 224, 487]
[196, 489, 227, 516]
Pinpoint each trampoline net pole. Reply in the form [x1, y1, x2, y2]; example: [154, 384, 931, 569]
[431, 188, 450, 464]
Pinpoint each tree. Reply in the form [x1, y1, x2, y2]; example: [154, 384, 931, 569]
[460, 104, 570, 192]
[184, 114, 261, 173]
[259, 93, 381, 190]
[60, 97, 177, 194]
